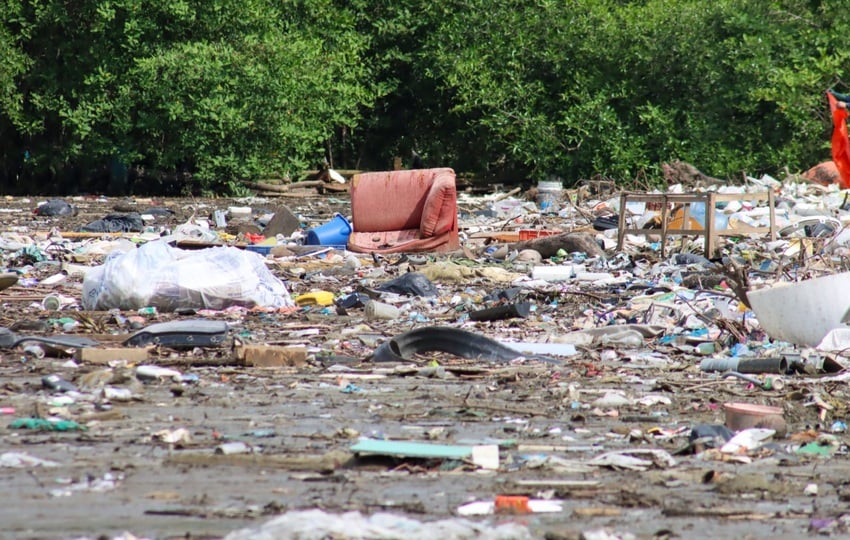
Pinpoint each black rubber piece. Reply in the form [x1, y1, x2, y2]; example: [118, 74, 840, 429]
[0, 328, 99, 349]
[371, 326, 559, 364]
[468, 302, 532, 322]
[123, 319, 229, 348]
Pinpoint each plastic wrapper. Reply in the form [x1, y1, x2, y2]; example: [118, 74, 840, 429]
[82, 240, 293, 311]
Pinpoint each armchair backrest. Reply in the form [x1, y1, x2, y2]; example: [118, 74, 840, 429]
[350, 168, 456, 233]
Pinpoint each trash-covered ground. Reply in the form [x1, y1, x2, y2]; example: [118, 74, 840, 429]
[4, 174, 850, 540]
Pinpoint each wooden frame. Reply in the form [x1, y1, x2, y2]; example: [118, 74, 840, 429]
[616, 191, 777, 257]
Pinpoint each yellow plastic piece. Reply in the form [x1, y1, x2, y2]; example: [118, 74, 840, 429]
[295, 291, 336, 306]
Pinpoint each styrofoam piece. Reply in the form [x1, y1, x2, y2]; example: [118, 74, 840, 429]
[531, 265, 573, 281]
[499, 341, 578, 356]
[574, 272, 614, 282]
[748, 272, 850, 347]
[833, 228, 850, 247]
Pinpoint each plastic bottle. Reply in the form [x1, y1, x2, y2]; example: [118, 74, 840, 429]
[689, 202, 729, 230]
[599, 330, 644, 348]
[364, 300, 401, 320]
[41, 295, 61, 311]
[699, 356, 788, 374]
[23, 345, 45, 359]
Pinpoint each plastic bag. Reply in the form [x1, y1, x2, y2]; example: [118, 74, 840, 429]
[82, 240, 293, 311]
[377, 272, 438, 297]
[81, 213, 144, 233]
[35, 199, 75, 217]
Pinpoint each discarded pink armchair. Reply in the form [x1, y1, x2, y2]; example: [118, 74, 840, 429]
[347, 168, 460, 254]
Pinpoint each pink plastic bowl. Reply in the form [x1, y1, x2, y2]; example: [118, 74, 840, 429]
[724, 402, 786, 435]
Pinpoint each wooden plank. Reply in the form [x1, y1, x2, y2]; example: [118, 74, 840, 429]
[54, 232, 140, 239]
[235, 345, 308, 367]
[76, 347, 153, 364]
[468, 231, 521, 242]
[350, 438, 499, 469]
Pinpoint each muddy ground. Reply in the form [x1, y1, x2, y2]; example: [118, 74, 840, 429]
[0, 193, 846, 540]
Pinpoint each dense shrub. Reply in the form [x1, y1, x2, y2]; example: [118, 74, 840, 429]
[2, 0, 850, 193]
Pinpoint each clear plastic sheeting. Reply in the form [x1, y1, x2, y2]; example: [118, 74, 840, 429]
[224, 509, 533, 540]
[82, 240, 294, 311]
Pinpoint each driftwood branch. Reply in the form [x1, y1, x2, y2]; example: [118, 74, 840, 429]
[662, 160, 724, 188]
[509, 232, 605, 258]
[719, 258, 751, 306]
[244, 180, 326, 193]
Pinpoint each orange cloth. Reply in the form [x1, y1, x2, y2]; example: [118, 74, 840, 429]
[828, 92, 850, 189]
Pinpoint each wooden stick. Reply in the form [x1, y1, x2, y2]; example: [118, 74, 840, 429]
[52, 231, 139, 239]
[509, 232, 605, 258]
[244, 180, 326, 193]
[492, 187, 522, 201]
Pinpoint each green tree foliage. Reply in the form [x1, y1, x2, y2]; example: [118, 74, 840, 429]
[425, 0, 850, 183]
[1, 0, 375, 193]
[2, 0, 850, 193]
[0, 17, 29, 182]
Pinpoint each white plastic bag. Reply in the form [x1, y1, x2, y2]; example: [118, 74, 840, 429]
[82, 240, 293, 311]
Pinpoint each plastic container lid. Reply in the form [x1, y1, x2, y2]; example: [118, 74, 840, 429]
[537, 180, 563, 191]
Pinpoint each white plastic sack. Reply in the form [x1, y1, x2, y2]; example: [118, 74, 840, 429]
[82, 240, 293, 311]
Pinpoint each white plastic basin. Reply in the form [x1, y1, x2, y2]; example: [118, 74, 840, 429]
[748, 272, 850, 347]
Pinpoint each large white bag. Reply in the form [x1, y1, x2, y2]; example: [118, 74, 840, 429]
[82, 240, 293, 311]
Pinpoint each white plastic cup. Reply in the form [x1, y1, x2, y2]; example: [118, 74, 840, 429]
[42, 295, 61, 311]
[214, 209, 227, 227]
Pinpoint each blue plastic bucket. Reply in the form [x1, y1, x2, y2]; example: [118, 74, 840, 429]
[306, 213, 352, 246]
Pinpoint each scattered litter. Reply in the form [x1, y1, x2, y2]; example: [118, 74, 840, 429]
[1, 167, 850, 537]
[0, 452, 60, 468]
[50, 472, 121, 497]
[588, 449, 676, 471]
